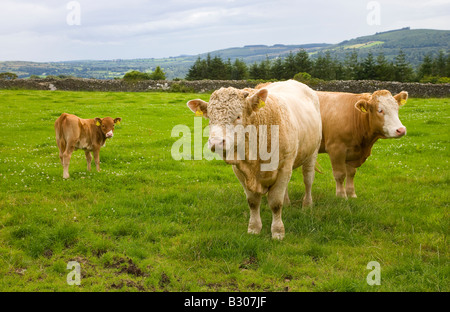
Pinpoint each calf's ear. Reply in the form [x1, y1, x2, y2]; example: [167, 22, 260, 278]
[187, 99, 209, 118]
[246, 88, 268, 115]
[394, 91, 408, 106]
[355, 99, 369, 114]
[114, 117, 122, 124]
[95, 117, 102, 126]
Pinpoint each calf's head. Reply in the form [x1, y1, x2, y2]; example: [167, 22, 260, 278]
[187, 87, 267, 157]
[95, 117, 122, 138]
[354, 90, 407, 138]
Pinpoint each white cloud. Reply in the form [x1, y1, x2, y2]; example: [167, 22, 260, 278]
[0, 0, 448, 61]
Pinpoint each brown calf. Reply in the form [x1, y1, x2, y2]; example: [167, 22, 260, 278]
[54, 113, 122, 179]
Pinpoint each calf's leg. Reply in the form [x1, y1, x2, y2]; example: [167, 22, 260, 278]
[85, 150, 92, 171]
[93, 148, 101, 172]
[62, 146, 75, 179]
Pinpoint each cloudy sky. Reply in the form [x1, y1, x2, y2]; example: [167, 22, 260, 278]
[0, 0, 449, 62]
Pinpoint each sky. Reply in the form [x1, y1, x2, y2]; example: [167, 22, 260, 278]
[0, 0, 449, 62]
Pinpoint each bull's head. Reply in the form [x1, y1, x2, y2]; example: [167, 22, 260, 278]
[187, 87, 268, 160]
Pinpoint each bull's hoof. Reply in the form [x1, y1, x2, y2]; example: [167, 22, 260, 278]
[272, 232, 285, 240]
[302, 196, 313, 207]
[248, 224, 262, 235]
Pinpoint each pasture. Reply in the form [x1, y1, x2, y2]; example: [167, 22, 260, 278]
[0, 89, 448, 292]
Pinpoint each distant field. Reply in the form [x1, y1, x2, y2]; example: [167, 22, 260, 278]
[0, 90, 448, 291]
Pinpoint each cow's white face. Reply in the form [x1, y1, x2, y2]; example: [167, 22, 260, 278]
[355, 90, 407, 139]
[187, 87, 267, 159]
[376, 94, 407, 138]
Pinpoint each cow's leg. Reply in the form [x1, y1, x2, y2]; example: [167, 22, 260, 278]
[62, 145, 75, 179]
[328, 149, 347, 198]
[93, 148, 101, 172]
[268, 169, 292, 240]
[345, 164, 357, 198]
[302, 153, 317, 207]
[85, 150, 92, 171]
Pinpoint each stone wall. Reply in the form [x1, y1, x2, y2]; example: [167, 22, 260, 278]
[0, 78, 449, 97]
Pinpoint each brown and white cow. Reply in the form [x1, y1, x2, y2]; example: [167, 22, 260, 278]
[317, 90, 408, 198]
[55, 113, 122, 179]
[187, 80, 322, 239]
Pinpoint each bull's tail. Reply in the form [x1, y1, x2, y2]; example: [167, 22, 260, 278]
[314, 160, 324, 174]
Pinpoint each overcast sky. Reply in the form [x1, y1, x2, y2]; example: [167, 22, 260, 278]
[0, 0, 449, 62]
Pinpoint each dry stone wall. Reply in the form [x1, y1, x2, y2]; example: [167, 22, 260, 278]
[0, 78, 449, 98]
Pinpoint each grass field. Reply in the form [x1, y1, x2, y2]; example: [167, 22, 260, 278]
[0, 90, 448, 292]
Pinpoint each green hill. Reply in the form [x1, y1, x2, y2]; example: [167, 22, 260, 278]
[321, 28, 450, 64]
[0, 28, 448, 79]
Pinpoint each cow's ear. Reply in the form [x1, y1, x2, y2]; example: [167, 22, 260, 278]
[95, 117, 102, 126]
[246, 88, 268, 115]
[355, 99, 369, 114]
[114, 117, 122, 124]
[187, 99, 208, 118]
[394, 91, 408, 106]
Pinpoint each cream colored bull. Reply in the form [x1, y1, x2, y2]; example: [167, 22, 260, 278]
[187, 80, 322, 239]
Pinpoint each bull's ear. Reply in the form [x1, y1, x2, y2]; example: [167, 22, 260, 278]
[355, 99, 369, 114]
[114, 117, 122, 124]
[187, 99, 209, 118]
[246, 88, 268, 114]
[94, 117, 102, 126]
[394, 91, 408, 106]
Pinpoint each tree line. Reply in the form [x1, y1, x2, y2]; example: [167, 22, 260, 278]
[185, 50, 450, 83]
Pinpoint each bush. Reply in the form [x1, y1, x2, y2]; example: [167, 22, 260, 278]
[0, 72, 18, 80]
[168, 82, 195, 93]
[293, 72, 324, 86]
[123, 70, 152, 81]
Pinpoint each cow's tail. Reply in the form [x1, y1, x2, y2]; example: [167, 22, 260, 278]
[55, 113, 68, 153]
[314, 160, 324, 174]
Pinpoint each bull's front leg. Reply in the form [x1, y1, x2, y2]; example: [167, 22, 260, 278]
[247, 192, 262, 235]
[268, 169, 292, 240]
[93, 148, 101, 172]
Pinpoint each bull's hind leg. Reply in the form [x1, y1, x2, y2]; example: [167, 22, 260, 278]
[302, 153, 317, 207]
[85, 150, 92, 171]
[345, 164, 357, 198]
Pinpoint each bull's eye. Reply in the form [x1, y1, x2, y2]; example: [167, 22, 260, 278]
[236, 116, 241, 120]
[378, 109, 384, 114]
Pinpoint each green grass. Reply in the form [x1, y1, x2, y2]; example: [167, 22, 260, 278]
[0, 90, 448, 292]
